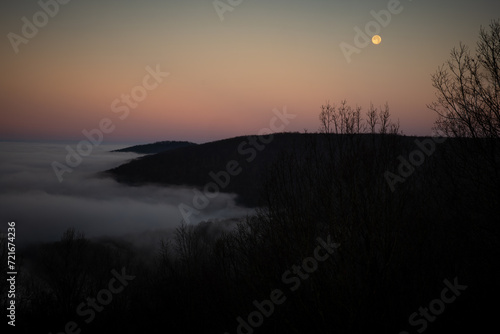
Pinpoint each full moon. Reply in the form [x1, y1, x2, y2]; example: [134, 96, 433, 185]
[372, 35, 382, 45]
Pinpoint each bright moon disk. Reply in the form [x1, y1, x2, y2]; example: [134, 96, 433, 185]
[372, 35, 382, 45]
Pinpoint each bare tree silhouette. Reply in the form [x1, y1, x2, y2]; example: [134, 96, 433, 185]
[429, 19, 500, 139]
[319, 100, 400, 135]
[366, 103, 379, 134]
[428, 19, 500, 227]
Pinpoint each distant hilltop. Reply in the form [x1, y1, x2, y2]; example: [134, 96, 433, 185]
[112, 140, 196, 154]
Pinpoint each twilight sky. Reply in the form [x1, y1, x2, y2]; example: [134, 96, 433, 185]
[1, 0, 499, 143]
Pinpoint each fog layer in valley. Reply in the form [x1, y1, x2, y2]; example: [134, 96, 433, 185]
[0, 142, 252, 247]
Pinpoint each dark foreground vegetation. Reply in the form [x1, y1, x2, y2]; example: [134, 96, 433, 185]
[2, 20, 499, 334]
[4, 128, 499, 333]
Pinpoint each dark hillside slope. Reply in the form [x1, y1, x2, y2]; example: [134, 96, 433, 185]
[105, 133, 420, 206]
[106, 133, 308, 206]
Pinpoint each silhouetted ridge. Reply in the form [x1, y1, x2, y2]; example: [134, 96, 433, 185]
[112, 140, 196, 154]
[105, 133, 415, 207]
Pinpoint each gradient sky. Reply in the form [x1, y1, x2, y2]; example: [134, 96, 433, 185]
[1, 0, 499, 143]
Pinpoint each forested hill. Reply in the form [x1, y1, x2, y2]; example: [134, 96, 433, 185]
[105, 133, 420, 207]
[106, 133, 310, 207]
